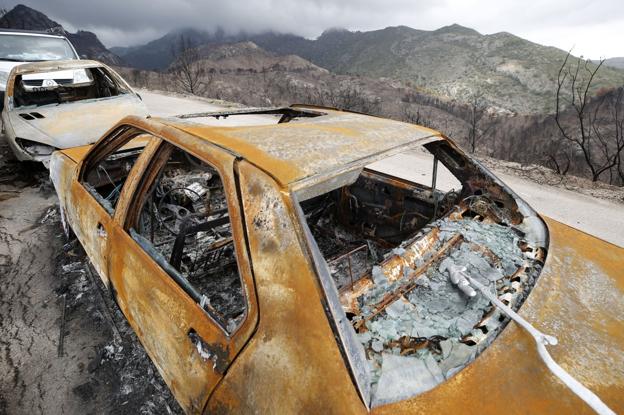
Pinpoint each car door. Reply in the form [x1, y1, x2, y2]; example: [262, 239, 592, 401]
[107, 136, 257, 413]
[69, 126, 157, 284]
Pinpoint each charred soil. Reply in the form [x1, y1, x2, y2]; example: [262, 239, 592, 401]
[0, 138, 181, 414]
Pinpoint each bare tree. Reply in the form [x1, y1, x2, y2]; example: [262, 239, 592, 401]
[170, 35, 204, 95]
[402, 105, 423, 124]
[401, 104, 435, 129]
[466, 92, 490, 153]
[545, 150, 571, 176]
[554, 51, 624, 182]
[306, 83, 381, 114]
[590, 87, 624, 184]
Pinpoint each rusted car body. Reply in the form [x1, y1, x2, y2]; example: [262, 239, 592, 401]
[49, 106, 624, 414]
[2, 59, 147, 163]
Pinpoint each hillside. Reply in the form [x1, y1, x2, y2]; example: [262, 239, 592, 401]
[251, 24, 624, 115]
[113, 25, 624, 114]
[604, 57, 624, 70]
[0, 4, 123, 65]
[117, 41, 469, 133]
[192, 41, 328, 73]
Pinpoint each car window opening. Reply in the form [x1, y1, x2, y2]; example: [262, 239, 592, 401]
[13, 67, 130, 108]
[299, 142, 548, 406]
[131, 147, 246, 333]
[83, 145, 145, 215]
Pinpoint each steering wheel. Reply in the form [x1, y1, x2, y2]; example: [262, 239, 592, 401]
[156, 186, 205, 235]
[438, 190, 460, 215]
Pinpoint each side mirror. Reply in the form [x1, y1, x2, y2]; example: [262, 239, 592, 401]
[0, 91, 5, 112]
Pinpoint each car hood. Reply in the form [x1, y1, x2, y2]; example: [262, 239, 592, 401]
[8, 94, 148, 149]
[372, 216, 623, 414]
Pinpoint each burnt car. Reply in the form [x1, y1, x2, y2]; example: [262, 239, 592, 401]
[49, 107, 623, 414]
[2, 59, 147, 164]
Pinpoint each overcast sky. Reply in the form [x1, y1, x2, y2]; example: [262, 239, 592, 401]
[4, 0, 623, 58]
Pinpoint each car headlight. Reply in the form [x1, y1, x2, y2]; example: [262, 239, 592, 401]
[15, 137, 56, 156]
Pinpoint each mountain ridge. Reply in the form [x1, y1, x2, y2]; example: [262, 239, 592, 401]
[113, 24, 624, 114]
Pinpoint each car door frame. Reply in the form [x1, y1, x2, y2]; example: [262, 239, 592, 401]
[69, 125, 158, 285]
[102, 120, 258, 413]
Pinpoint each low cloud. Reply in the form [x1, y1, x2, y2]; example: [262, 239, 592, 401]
[7, 0, 624, 58]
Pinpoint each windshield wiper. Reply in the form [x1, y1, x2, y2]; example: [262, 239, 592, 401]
[0, 58, 25, 62]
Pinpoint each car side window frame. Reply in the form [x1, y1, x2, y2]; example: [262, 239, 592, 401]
[78, 125, 152, 216]
[121, 138, 256, 337]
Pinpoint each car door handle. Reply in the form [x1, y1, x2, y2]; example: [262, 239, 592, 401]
[96, 222, 107, 239]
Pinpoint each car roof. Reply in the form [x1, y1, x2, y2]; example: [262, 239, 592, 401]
[0, 28, 67, 38]
[7, 59, 104, 75]
[154, 107, 442, 187]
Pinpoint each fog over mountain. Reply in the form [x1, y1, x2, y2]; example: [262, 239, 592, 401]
[3, 0, 623, 59]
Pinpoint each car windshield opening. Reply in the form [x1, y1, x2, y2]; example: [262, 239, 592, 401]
[0, 34, 77, 61]
[12, 67, 130, 108]
[297, 140, 548, 406]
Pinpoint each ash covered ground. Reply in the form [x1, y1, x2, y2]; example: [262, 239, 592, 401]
[0, 138, 182, 414]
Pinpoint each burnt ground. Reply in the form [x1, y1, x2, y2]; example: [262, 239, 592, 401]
[0, 138, 182, 414]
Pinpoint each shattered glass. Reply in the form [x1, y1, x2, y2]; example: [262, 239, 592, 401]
[301, 166, 543, 405]
[351, 217, 529, 404]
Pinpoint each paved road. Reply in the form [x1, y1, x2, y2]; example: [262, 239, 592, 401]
[142, 91, 624, 247]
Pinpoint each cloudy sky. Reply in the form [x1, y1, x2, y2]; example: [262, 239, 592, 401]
[4, 0, 623, 58]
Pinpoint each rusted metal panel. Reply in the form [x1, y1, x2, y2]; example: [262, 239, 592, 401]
[372, 217, 624, 414]
[158, 108, 440, 186]
[51, 118, 260, 414]
[205, 160, 366, 414]
[49, 110, 623, 414]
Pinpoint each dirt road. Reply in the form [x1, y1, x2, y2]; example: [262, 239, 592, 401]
[0, 136, 181, 413]
[1, 90, 622, 415]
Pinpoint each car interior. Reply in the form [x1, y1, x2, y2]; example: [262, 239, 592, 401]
[12, 67, 129, 108]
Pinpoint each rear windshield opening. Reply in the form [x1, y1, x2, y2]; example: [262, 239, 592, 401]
[13, 67, 130, 108]
[298, 142, 547, 406]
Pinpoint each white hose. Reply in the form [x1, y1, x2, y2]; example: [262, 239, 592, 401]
[463, 274, 615, 415]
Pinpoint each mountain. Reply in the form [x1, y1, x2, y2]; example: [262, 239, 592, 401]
[250, 24, 624, 114]
[114, 24, 624, 114]
[192, 41, 328, 74]
[604, 57, 624, 70]
[0, 4, 123, 65]
[112, 28, 221, 70]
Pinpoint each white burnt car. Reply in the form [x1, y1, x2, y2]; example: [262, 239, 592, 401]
[1, 59, 147, 164]
[0, 29, 80, 91]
